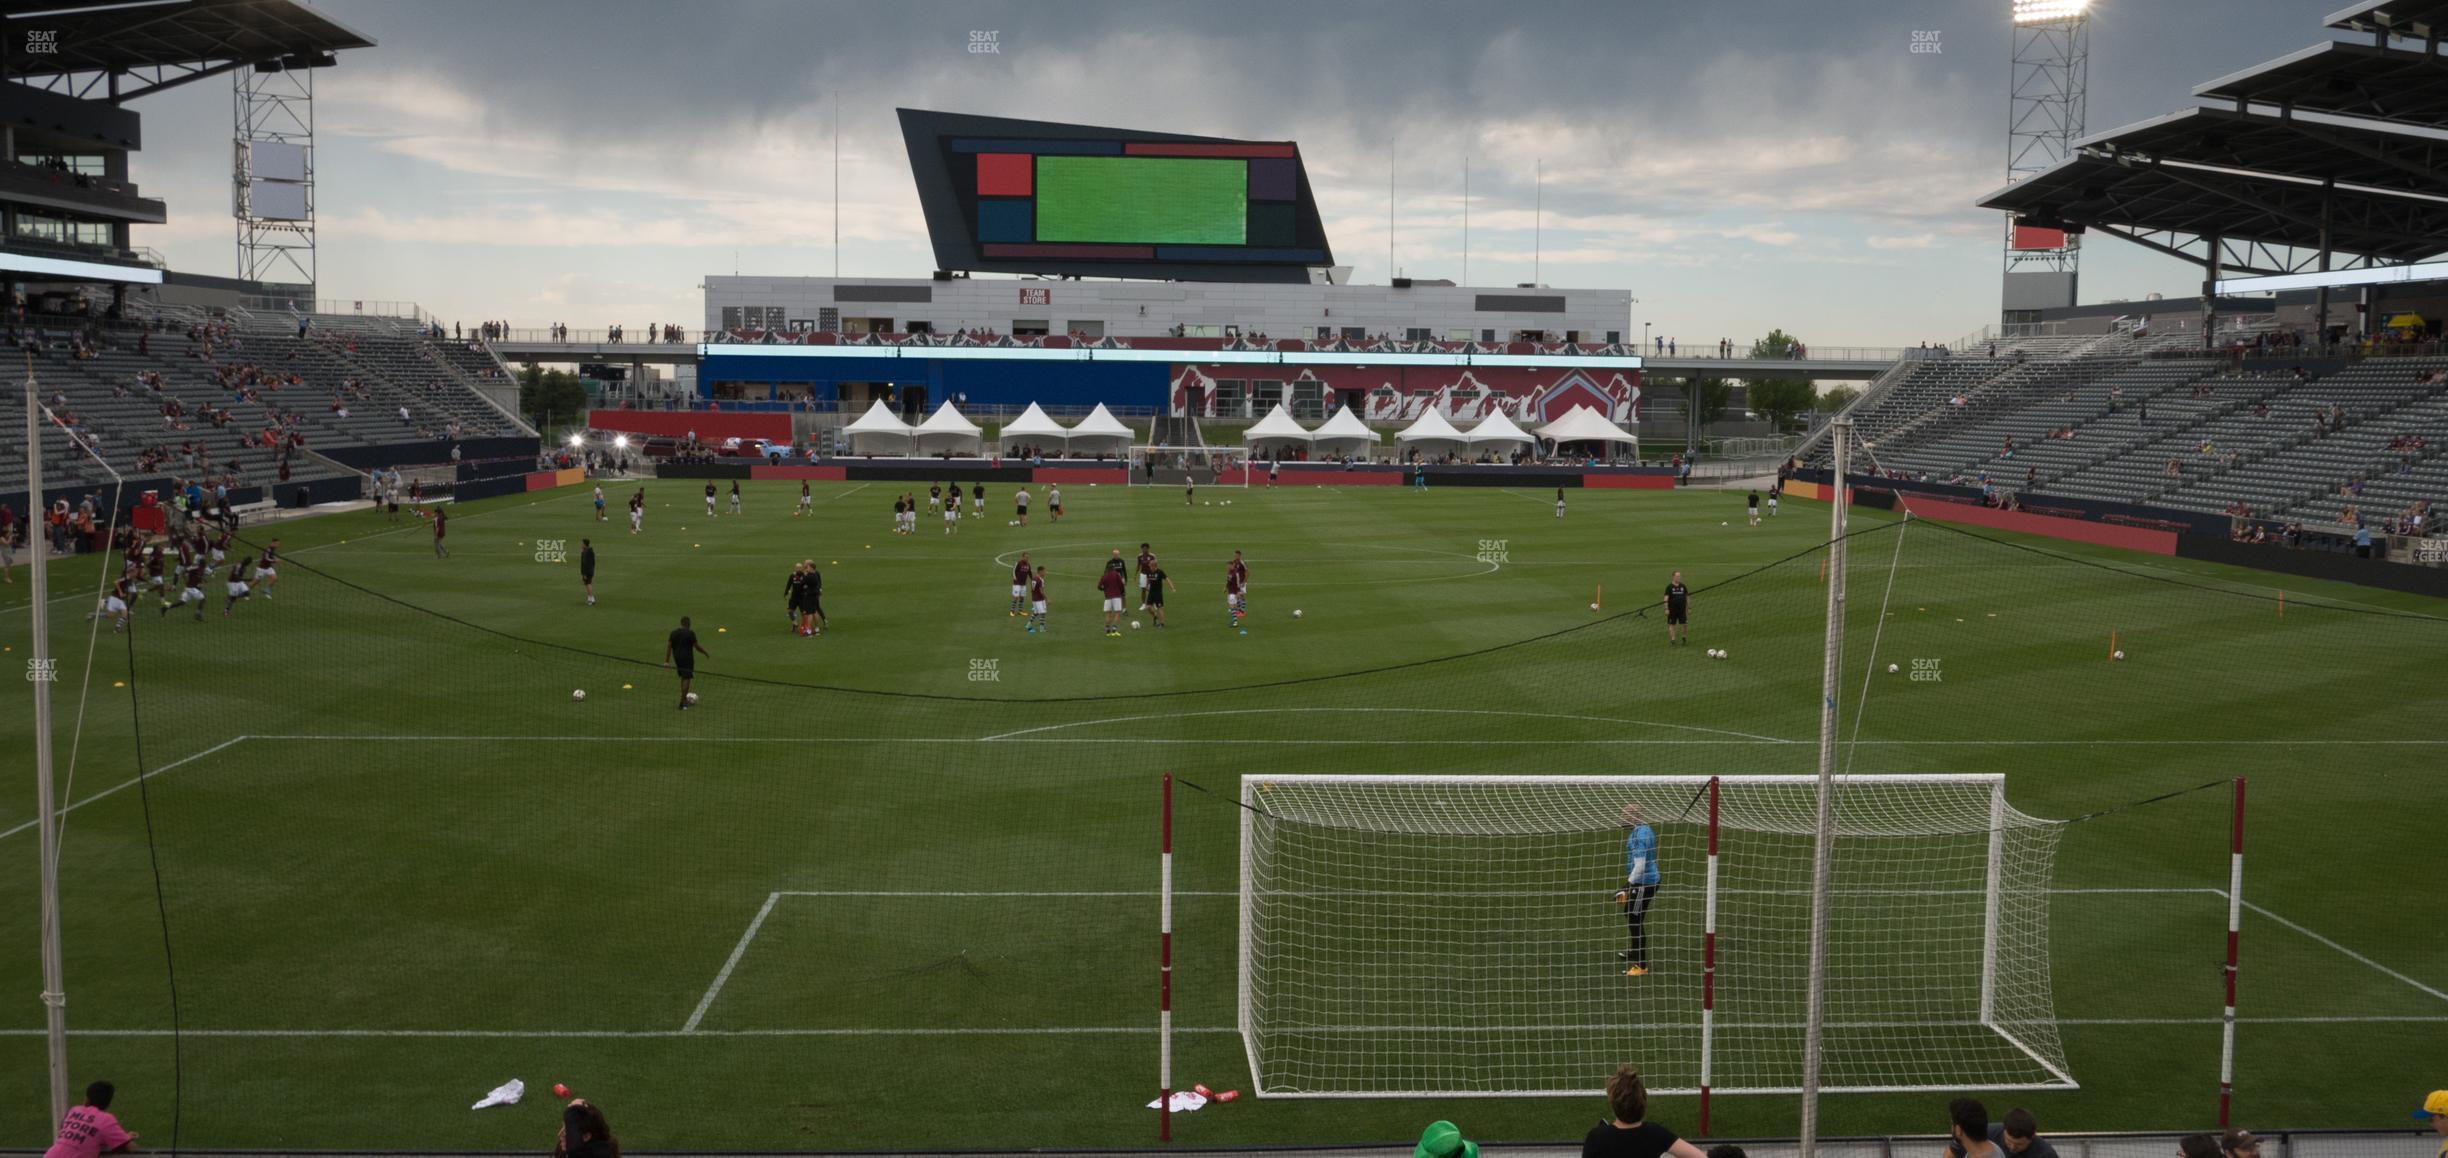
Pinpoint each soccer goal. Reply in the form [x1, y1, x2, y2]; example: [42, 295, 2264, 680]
[1236, 774, 2072, 1100]
[1128, 446, 1250, 487]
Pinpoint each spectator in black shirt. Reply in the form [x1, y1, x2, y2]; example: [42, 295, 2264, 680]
[1582, 1064, 1704, 1158]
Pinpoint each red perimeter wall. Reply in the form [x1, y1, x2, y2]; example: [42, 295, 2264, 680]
[1891, 493, 2178, 555]
[588, 410, 790, 441]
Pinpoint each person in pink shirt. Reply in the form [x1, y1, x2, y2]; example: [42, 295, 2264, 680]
[44, 1080, 135, 1158]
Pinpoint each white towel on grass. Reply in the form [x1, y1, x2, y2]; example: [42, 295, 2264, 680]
[472, 1079, 525, 1110]
[1144, 1090, 1208, 1113]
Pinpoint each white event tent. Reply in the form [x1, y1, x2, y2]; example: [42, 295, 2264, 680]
[1065, 403, 1137, 457]
[1240, 403, 1316, 453]
[999, 402, 1069, 455]
[843, 398, 915, 455]
[913, 400, 984, 455]
[1310, 406, 1383, 457]
[1534, 405, 1640, 457]
[1392, 408, 1469, 457]
[1463, 409, 1538, 454]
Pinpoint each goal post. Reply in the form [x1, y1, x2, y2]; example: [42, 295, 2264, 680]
[1236, 773, 2072, 1100]
[1127, 445, 1251, 487]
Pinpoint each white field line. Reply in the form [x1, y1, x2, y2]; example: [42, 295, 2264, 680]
[233, 733, 2448, 748]
[0, 734, 248, 844]
[3, 1015, 2441, 1040]
[682, 890, 781, 1032]
[980, 707, 1790, 744]
[2244, 900, 2448, 1004]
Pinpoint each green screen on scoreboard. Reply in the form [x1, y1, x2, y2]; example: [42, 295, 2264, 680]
[1033, 155, 1247, 245]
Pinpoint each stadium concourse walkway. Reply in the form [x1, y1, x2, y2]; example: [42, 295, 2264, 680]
[18, 1130, 2423, 1158]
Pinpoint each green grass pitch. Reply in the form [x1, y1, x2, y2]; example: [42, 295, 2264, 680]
[0, 478, 2441, 1148]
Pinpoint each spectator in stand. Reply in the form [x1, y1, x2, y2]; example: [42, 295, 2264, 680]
[1582, 1064, 1704, 1158]
[41, 1079, 134, 1158]
[2178, 1136, 2221, 1158]
[1414, 1120, 1477, 1158]
[2218, 1131, 2260, 1158]
[553, 1099, 618, 1158]
[1949, 1108, 2057, 1158]
[1946, 1100, 2001, 1158]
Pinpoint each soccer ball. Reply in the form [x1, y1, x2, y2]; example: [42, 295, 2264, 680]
[1887, 663, 1900, 674]
[1292, 609, 1303, 619]
[1008, 519, 1017, 526]
[1705, 648, 1719, 658]
[572, 689, 586, 701]
[1590, 602, 1600, 612]
[685, 691, 700, 704]
[1130, 620, 1141, 629]
[2112, 649, 2125, 661]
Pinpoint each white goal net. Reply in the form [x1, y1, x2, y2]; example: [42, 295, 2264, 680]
[1237, 774, 2070, 1098]
[1127, 446, 1251, 487]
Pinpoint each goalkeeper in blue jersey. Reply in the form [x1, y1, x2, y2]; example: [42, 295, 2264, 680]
[1614, 801, 1661, 977]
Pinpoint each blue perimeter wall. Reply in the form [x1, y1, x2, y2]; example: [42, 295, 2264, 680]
[696, 353, 1171, 408]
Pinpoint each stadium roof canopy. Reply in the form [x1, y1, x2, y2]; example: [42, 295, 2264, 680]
[2324, 0, 2448, 39]
[2078, 105, 2448, 197]
[1978, 151, 2448, 265]
[2193, 41, 2448, 129]
[0, 0, 376, 101]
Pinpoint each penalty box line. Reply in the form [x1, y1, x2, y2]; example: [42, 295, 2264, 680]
[676, 886, 2226, 1034]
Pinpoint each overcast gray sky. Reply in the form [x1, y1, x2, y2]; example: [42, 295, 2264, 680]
[124, 0, 2332, 346]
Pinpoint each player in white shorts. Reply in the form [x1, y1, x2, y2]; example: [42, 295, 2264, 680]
[252, 538, 281, 599]
[797, 480, 814, 516]
[945, 490, 962, 533]
[97, 574, 132, 633]
[729, 480, 742, 514]
[704, 482, 717, 516]
[1767, 491, 1779, 517]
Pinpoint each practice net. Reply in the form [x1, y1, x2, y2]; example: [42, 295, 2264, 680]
[1238, 773, 2069, 1097]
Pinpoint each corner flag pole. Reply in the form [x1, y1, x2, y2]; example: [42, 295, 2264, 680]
[1798, 418, 1851, 1158]
[26, 355, 71, 1129]
[1159, 773, 1175, 1142]
[2218, 776, 2245, 1127]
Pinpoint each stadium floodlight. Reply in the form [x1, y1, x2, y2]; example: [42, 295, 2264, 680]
[613, 435, 630, 449]
[568, 434, 585, 447]
[2011, 0, 2089, 24]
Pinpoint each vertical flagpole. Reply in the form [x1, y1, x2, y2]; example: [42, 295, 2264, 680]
[2219, 776, 2245, 1127]
[1798, 418, 1851, 1158]
[1462, 155, 1470, 287]
[832, 90, 841, 280]
[27, 358, 71, 1129]
[1159, 773, 1175, 1141]
[1533, 157, 1542, 285]
[1699, 775, 1721, 1136]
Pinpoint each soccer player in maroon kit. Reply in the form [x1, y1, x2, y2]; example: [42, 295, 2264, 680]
[1228, 550, 1251, 610]
[171, 556, 208, 620]
[1225, 560, 1246, 628]
[98, 570, 134, 632]
[1026, 565, 1049, 633]
[223, 555, 255, 617]
[1009, 552, 1032, 617]
[253, 538, 280, 599]
[1135, 542, 1157, 611]
[432, 506, 449, 558]
[1098, 559, 1127, 637]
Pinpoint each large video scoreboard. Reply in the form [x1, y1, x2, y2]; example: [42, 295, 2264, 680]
[900, 108, 1334, 283]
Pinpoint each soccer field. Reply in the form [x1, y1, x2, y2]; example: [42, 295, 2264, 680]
[0, 479, 2442, 1149]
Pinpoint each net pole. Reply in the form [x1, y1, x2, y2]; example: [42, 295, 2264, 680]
[1798, 418, 1851, 1158]
[1699, 775, 1720, 1135]
[25, 359, 72, 1129]
[2218, 776, 2245, 1127]
[1159, 773, 1175, 1141]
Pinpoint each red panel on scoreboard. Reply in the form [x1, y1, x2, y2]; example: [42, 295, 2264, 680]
[2012, 225, 2068, 251]
[976, 152, 1033, 197]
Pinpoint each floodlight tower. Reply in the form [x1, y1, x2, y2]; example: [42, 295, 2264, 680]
[234, 52, 335, 295]
[2001, 0, 2088, 326]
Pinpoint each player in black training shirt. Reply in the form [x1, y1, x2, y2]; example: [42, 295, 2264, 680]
[785, 561, 807, 629]
[1664, 570, 1690, 646]
[797, 562, 826, 636]
[580, 538, 597, 605]
[663, 615, 709, 709]
[1144, 564, 1175, 628]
